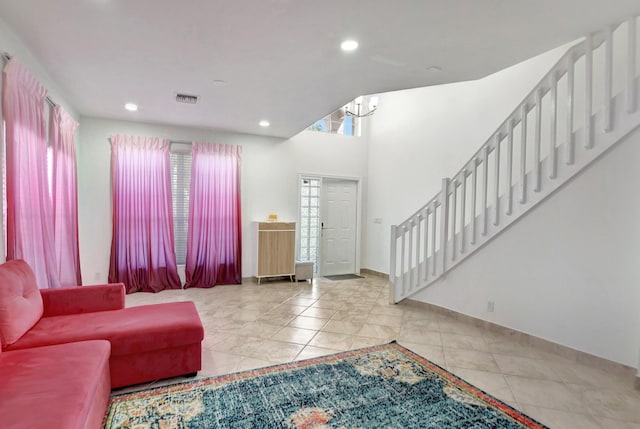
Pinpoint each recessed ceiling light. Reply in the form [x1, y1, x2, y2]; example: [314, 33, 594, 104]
[425, 66, 442, 73]
[341, 40, 359, 51]
[125, 103, 138, 111]
[259, 120, 270, 127]
[212, 80, 227, 87]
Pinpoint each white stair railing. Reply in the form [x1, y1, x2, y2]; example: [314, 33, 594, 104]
[390, 15, 640, 303]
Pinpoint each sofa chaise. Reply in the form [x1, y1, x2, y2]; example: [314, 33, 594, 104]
[0, 340, 112, 429]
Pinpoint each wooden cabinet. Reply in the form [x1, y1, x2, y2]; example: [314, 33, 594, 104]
[254, 222, 295, 283]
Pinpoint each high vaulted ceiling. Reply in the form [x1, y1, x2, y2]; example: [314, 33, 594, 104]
[0, 1, 638, 138]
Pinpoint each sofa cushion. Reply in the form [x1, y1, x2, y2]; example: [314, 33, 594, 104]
[5, 301, 204, 356]
[0, 340, 111, 429]
[0, 259, 43, 347]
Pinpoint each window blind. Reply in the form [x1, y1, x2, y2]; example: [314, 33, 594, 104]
[170, 150, 192, 265]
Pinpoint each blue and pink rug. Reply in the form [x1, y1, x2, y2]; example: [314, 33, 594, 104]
[103, 342, 547, 428]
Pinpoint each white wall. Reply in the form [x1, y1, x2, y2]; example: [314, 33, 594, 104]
[77, 117, 367, 283]
[0, 17, 79, 263]
[414, 135, 640, 367]
[364, 42, 573, 273]
[0, 18, 79, 120]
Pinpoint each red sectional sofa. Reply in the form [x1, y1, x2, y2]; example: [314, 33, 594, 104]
[0, 260, 205, 429]
[8, 289, 204, 387]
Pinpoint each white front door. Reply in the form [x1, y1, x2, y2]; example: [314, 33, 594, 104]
[321, 179, 358, 276]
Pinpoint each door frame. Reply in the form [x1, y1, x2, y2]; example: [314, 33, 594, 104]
[297, 173, 363, 276]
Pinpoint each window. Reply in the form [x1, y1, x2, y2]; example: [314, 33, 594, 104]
[308, 109, 355, 136]
[47, 145, 53, 199]
[308, 108, 355, 136]
[170, 146, 192, 265]
[298, 177, 321, 273]
[306, 95, 378, 137]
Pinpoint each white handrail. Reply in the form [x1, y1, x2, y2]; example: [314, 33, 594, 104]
[390, 16, 640, 303]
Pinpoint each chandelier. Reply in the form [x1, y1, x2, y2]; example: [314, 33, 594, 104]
[344, 95, 379, 118]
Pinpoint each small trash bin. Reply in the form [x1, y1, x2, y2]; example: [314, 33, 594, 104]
[295, 261, 314, 282]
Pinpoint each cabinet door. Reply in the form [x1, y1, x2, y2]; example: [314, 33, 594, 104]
[258, 230, 295, 276]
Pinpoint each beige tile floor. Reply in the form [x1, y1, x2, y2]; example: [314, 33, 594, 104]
[121, 275, 640, 429]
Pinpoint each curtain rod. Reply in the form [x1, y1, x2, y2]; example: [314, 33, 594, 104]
[2, 52, 57, 108]
[108, 137, 193, 145]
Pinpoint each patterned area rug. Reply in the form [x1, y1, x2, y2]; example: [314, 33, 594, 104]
[103, 342, 547, 428]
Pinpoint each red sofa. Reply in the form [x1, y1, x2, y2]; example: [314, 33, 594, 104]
[0, 259, 205, 429]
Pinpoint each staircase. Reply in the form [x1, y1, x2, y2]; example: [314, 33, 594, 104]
[390, 16, 640, 303]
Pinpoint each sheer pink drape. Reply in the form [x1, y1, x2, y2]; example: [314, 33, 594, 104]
[109, 135, 181, 293]
[185, 142, 242, 287]
[50, 105, 81, 286]
[2, 58, 59, 289]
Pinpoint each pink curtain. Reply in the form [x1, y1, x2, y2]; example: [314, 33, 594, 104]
[108, 135, 181, 293]
[2, 58, 59, 289]
[185, 142, 242, 287]
[50, 105, 82, 286]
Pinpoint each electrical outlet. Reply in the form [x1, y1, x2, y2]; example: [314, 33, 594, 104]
[94, 272, 101, 281]
[487, 301, 495, 313]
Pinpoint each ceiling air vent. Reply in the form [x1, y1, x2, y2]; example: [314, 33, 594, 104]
[176, 93, 199, 104]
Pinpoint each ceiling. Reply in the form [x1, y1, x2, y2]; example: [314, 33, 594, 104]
[0, 1, 638, 139]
